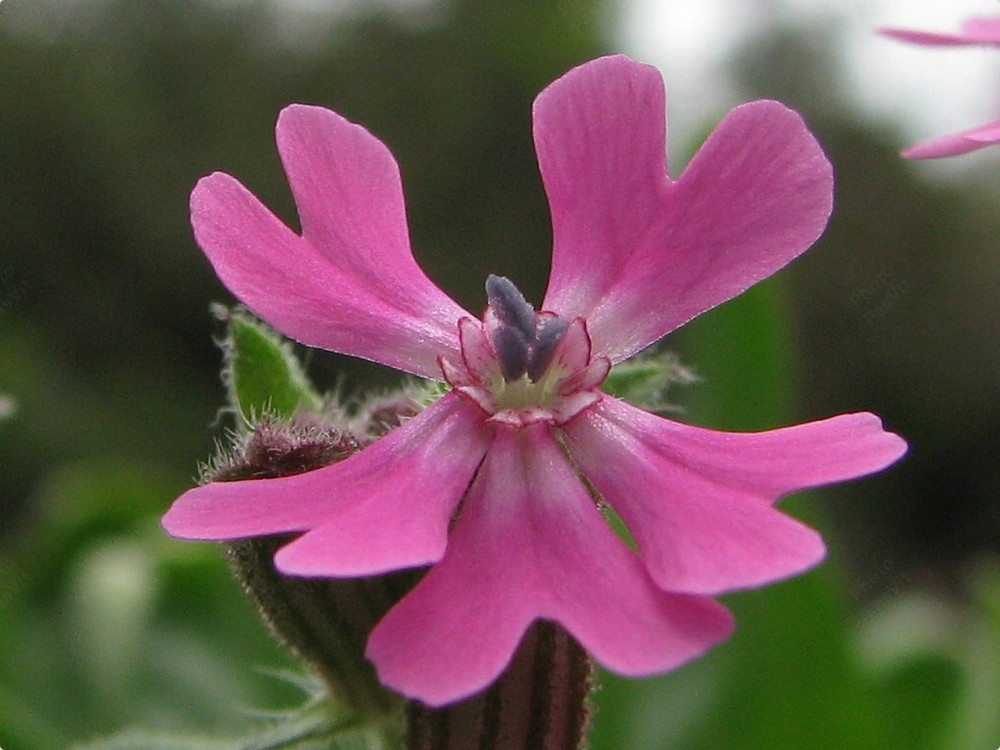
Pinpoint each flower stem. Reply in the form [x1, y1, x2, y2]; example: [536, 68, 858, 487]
[405, 622, 593, 750]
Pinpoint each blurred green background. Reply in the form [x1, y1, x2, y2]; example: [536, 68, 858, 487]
[2, 0, 999, 748]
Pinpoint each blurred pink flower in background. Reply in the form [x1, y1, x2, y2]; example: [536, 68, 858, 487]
[163, 55, 906, 706]
[881, 17, 1000, 158]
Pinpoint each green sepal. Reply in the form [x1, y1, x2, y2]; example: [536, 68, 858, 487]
[406, 622, 592, 750]
[602, 349, 697, 413]
[69, 674, 400, 750]
[68, 709, 391, 750]
[216, 306, 323, 425]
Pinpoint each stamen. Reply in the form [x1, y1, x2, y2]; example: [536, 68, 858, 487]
[492, 326, 530, 381]
[485, 275, 571, 384]
[485, 275, 536, 340]
[527, 318, 569, 381]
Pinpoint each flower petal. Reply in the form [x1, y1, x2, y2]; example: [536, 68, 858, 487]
[366, 423, 734, 706]
[163, 393, 488, 575]
[550, 317, 591, 374]
[457, 317, 498, 381]
[269, 396, 488, 577]
[880, 17, 1000, 47]
[191, 105, 470, 379]
[879, 28, 986, 46]
[535, 55, 832, 362]
[961, 17, 1000, 44]
[901, 119, 1000, 159]
[562, 399, 907, 595]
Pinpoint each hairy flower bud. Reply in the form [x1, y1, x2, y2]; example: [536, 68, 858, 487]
[204, 415, 412, 718]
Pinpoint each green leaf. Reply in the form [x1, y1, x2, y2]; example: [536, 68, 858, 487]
[219, 307, 322, 425]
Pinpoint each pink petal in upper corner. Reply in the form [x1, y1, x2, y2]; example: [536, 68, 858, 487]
[880, 17, 1000, 47]
[879, 27, 985, 46]
[902, 119, 1000, 159]
[536, 57, 833, 362]
[562, 399, 906, 595]
[163, 394, 488, 576]
[961, 17, 1000, 44]
[192, 107, 470, 379]
[366, 423, 733, 707]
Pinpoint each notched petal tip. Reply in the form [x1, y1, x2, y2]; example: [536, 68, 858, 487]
[539, 64, 833, 362]
[825, 412, 907, 478]
[533, 54, 663, 118]
[193, 99, 469, 379]
[189, 171, 247, 223]
[161, 476, 323, 541]
[563, 401, 905, 595]
[267, 395, 489, 579]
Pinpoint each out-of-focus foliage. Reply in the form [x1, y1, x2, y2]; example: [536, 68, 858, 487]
[594, 282, 1000, 749]
[1, 0, 998, 748]
[730, 20, 1000, 581]
[0, 0, 608, 536]
[0, 457, 303, 747]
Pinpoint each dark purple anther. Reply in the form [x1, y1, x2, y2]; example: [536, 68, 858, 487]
[486, 275, 571, 383]
[527, 317, 569, 381]
[493, 325, 530, 381]
[486, 275, 536, 340]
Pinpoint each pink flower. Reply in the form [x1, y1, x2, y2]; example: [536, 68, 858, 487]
[881, 17, 1000, 158]
[163, 55, 906, 706]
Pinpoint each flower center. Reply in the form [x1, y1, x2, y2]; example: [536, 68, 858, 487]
[490, 364, 564, 412]
[440, 276, 609, 427]
[485, 274, 569, 384]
